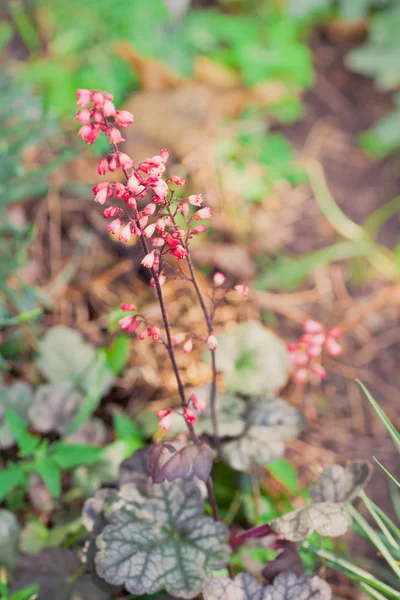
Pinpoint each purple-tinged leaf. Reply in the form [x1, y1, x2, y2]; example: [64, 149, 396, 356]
[148, 440, 215, 483]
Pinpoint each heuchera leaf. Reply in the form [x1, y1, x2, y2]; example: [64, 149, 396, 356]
[29, 382, 83, 435]
[92, 451, 229, 598]
[270, 503, 352, 542]
[212, 321, 289, 396]
[203, 570, 331, 600]
[147, 440, 215, 483]
[167, 385, 246, 437]
[0, 509, 20, 569]
[310, 462, 372, 504]
[0, 383, 32, 449]
[11, 548, 109, 600]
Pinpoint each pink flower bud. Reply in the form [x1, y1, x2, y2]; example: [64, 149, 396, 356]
[114, 183, 126, 198]
[140, 328, 151, 340]
[189, 393, 207, 412]
[141, 251, 155, 269]
[193, 207, 212, 220]
[172, 333, 186, 346]
[119, 315, 140, 332]
[108, 155, 118, 172]
[151, 326, 161, 341]
[76, 89, 92, 107]
[143, 203, 156, 216]
[325, 337, 342, 357]
[97, 156, 109, 175]
[94, 186, 109, 205]
[289, 352, 308, 366]
[293, 368, 309, 384]
[171, 245, 187, 260]
[160, 149, 170, 163]
[127, 173, 143, 194]
[118, 224, 132, 243]
[158, 415, 171, 431]
[303, 319, 324, 334]
[307, 345, 322, 359]
[103, 100, 116, 117]
[115, 110, 134, 128]
[235, 284, 249, 298]
[92, 91, 105, 106]
[188, 194, 203, 206]
[149, 178, 168, 202]
[184, 407, 197, 424]
[310, 363, 326, 380]
[144, 223, 156, 239]
[157, 409, 171, 419]
[207, 335, 218, 350]
[180, 202, 189, 217]
[107, 218, 122, 234]
[103, 206, 122, 218]
[183, 339, 193, 354]
[328, 326, 343, 339]
[287, 342, 298, 352]
[93, 111, 104, 124]
[213, 272, 226, 286]
[118, 152, 134, 170]
[152, 237, 165, 248]
[78, 124, 100, 145]
[109, 128, 125, 144]
[192, 225, 208, 235]
[76, 109, 92, 124]
[121, 303, 137, 312]
[168, 176, 186, 186]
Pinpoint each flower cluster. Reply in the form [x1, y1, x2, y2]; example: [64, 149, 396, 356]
[156, 391, 207, 431]
[288, 319, 343, 383]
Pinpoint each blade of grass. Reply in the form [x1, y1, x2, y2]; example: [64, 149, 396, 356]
[357, 380, 400, 452]
[359, 491, 399, 549]
[360, 582, 394, 600]
[374, 458, 400, 489]
[348, 505, 400, 579]
[301, 542, 400, 598]
[368, 498, 400, 540]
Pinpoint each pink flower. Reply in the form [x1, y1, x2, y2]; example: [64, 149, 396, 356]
[76, 89, 92, 107]
[160, 149, 170, 163]
[303, 319, 324, 334]
[293, 368, 308, 384]
[93, 184, 109, 205]
[127, 173, 144, 194]
[140, 328, 151, 340]
[192, 225, 208, 235]
[193, 207, 212, 220]
[118, 224, 132, 243]
[171, 245, 187, 260]
[103, 99, 116, 117]
[97, 156, 109, 175]
[108, 155, 118, 172]
[307, 345, 322, 359]
[172, 333, 186, 346]
[92, 91, 105, 106]
[115, 110, 134, 128]
[78, 124, 100, 145]
[142, 203, 156, 216]
[76, 109, 92, 124]
[168, 176, 186, 186]
[183, 339, 193, 354]
[157, 409, 171, 419]
[144, 223, 156, 239]
[148, 178, 168, 202]
[189, 392, 207, 412]
[117, 152, 133, 170]
[328, 326, 343, 339]
[287, 342, 298, 352]
[188, 194, 203, 206]
[235, 284, 249, 298]
[184, 407, 197, 424]
[152, 237, 165, 248]
[310, 363, 326, 380]
[103, 206, 122, 218]
[158, 415, 171, 431]
[141, 251, 155, 269]
[325, 337, 342, 357]
[289, 352, 308, 366]
[119, 315, 140, 332]
[180, 202, 189, 217]
[151, 326, 161, 341]
[109, 128, 125, 144]
[207, 335, 218, 350]
[213, 272, 226, 287]
[107, 218, 122, 234]
[121, 303, 137, 312]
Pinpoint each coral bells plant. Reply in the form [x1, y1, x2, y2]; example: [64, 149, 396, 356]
[288, 319, 343, 384]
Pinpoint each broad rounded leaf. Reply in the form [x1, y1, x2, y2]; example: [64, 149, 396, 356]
[212, 322, 289, 396]
[29, 382, 82, 435]
[11, 548, 109, 600]
[270, 503, 352, 542]
[223, 427, 285, 471]
[74, 440, 130, 496]
[0, 509, 20, 568]
[148, 440, 215, 483]
[168, 386, 246, 437]
[95, 478, 229, 598]
[0, 382, 32, 448]
[311, 462, 372, 504]
[203, 571, 331, 600]
[247, 396, 303, 440]
[67, 418, 107, 446]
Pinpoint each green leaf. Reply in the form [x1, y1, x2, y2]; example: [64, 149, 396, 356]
[358, 381, 400, 452]
[203, 571, 331, 599]
[310, 462, 372, 503]
[9, 584, 39, 600]
[94, 461, 229, 597]
[5, 409, 40, 456]
[0, 22, 13, 52]
[0, 463, 26, 501]
[0, 509, 20, 569]
[51, 443, 103, 469]
[267, 458, 299, 494]
[0, 383, 33, 449]
[212, 321, 289, 396]
[34, 458, 61, 499]
[73, 440, 130, 497]
[112, 412, 144, 448]
[105, 334, 130, 375]
[270, 502, 352, 542]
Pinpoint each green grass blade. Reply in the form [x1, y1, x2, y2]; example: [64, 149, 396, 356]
[357, 381, 400, 452]
[360, 582, 394, 600]
[374, 458, 400, 489]
[360, 491, 400, 549]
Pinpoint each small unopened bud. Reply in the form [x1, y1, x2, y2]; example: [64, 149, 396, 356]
[109, 128, 125, 144]
[172, 333, 186, 346]
[310, 363, 326, 380]
[107, 218, 122, 234]
[97, 156, 109, 175]
[184, 407, 197, 424]
[325, 337, 342, 357]
[192, 225, 208, 235]
[158, 415, 171, 431]
[303, 319, 324, 334]
[189, 393, 207, 412]
[213, 272, 226, 286]
[103, 99, 116, 117]
[293, 368, 308, 384]
[120, 303, 137, 312]
[328, 326, 343, 339]
[235, 284, 249, 297]
[193, 206, 212, 220]
[103, 206, 122, 218]
[115, 110, 134, 128]
[188, 194, 203, 206]
[207, 335, 218, 350]
[183, 339, 193, 354]
[151, 326, 161, 341]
